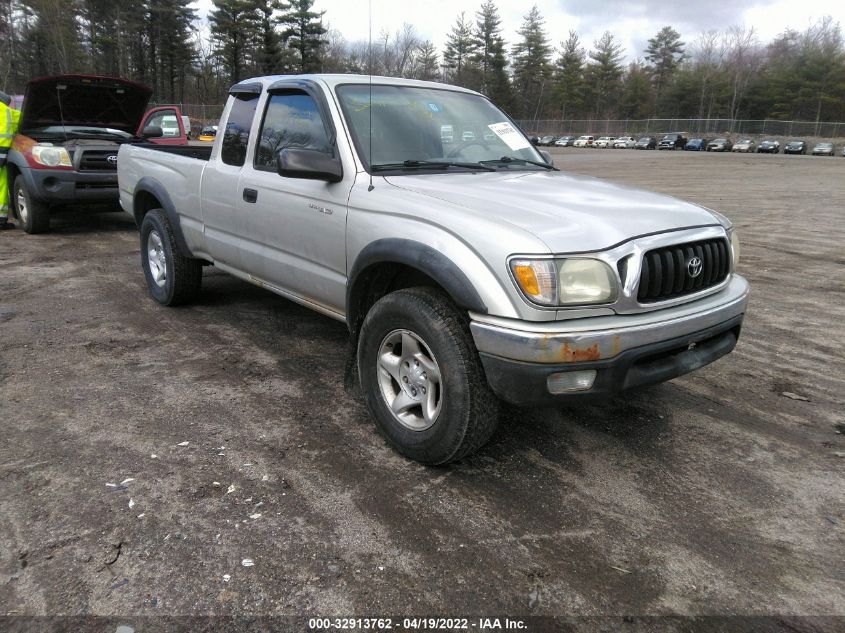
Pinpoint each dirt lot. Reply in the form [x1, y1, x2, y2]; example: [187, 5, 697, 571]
[0, 150, 843, 627]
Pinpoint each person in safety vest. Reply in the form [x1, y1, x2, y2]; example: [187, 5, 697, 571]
[1, 90, 21, 229]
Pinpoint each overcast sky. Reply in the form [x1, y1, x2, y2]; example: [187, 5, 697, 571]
[191, 0, 845, 63]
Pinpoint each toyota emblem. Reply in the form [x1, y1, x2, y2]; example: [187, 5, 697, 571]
[107, 154, 118, 164]
[687, 256, 703, 278]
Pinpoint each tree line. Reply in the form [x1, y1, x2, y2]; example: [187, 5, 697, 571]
[1, 0, 844, 124]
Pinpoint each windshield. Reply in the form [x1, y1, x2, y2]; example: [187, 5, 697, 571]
[335, 84, 545, 172]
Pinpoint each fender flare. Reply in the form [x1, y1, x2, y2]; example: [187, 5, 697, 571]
[133, 176, 193, 256]
[5, 152, 40, 200]
[346, 238, 487, 329]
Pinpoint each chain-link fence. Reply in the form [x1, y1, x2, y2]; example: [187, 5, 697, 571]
[517, 118, 845, 139]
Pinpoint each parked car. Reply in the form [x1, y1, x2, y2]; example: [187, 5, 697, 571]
[462, 130, 475, 142]
[7, 74, 152, 233]
[811, 142, 835, 156]
[757, 139, 780, 154]
[842, 146, 845, 157]
[594, 136, 615, 148]
[684, 138, 708, 151]
[529, 135, 541, 145]
[706, 138, 733, 152]
[198, 125, 218, 142]
[554, 136, 575, 147]
[6, 75, 204, 233]
[658, 133, 687, 150]
[635, 136, 657, 149]
[612, 136, 636, 149]
[732, 139, 756, 153]
[573, 135, 595, 147]
[117, 74, 747, 465]
[783, 140, 807, 155]
[538, 135, 557, 146]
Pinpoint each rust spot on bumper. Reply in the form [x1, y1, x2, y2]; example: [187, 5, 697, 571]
[561, 342, 601, 361]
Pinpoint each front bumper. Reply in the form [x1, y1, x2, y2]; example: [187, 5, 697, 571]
[470, 275, 749, 405]
[19, 167, 119, 204]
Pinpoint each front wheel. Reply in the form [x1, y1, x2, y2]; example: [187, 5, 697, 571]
[357, 287, 499, 465]
[140, 208, 202, 306]
[12, 176, 50, 234]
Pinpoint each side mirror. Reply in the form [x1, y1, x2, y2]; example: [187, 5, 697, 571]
[539, 150, 552, 164]
[142, 125, 163, 139]
[276, 148, 343, 183]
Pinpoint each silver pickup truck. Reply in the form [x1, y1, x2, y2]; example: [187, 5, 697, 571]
[118, 74, 748, 465]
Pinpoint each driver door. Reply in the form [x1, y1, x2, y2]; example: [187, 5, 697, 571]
[236, 88, 354, 317]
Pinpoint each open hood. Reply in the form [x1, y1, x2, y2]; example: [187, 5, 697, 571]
[20, 74, 153, 135]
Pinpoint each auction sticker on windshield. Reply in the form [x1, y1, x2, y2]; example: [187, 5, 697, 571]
[487, 122, 531, 151]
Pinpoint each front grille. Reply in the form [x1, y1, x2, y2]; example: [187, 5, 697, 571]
[79, 150, 118, 171]
[637, 238, 730, 303]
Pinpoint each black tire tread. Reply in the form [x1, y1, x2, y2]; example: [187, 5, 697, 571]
[13, 177, 50, 234]
[141, 209, 201, 306]
[360, 287, 499, 464]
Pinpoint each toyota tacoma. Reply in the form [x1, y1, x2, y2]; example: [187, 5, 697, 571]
[117, 75, 749, 465]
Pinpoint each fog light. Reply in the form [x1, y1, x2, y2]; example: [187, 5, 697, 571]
[547, 370, 597, 394]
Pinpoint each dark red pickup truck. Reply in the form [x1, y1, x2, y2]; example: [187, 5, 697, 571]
[7, 74, 203, 233]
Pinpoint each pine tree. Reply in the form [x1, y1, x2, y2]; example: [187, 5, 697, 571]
[619, 62, 652, 119]
[511, 5, 552, 118]
[442, 12, 477, 87]
[487, 36, 513, 112]
[552, 30, 585, 119]
[471, 0, 503, 95]
[645, 25, 685, 111]
[415, 40, 439, 81]
[585, 31, 624, 118]
[254, 0, 288, 75]
[280, 0, 326, 73]
[210, 0, 260, 83]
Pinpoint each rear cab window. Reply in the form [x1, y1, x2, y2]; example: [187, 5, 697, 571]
[221, 94, 260, 166]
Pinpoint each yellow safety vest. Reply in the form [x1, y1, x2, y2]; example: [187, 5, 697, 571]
[1, 101, 20, 149]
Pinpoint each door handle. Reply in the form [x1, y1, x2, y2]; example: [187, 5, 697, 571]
[243, 188, 258, 203]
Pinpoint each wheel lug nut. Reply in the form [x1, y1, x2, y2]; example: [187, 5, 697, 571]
[421, 373, 426, 380]
[420, 387, 426, 394]
[403, 376, 409, 383]
[411, 388, 417, 396]
[414, 360, 419, 367]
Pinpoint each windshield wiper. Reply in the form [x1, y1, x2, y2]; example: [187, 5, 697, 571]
[371, 159, 495, 172]
[480, 156, 557, 170]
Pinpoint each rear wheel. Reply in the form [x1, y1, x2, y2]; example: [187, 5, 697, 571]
[12, 177, 50, 234]
[140, 208, 202, 306]
[357, 287, 499, 465]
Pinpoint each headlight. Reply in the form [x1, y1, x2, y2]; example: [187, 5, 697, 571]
[510, 258, 617, 306]
[32, 144, 72, 167]
[730, 231, 740, 268]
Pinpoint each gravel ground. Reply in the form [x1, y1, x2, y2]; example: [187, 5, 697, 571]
[0, 149, 843, 628]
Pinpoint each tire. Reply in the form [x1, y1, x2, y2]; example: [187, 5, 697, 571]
[357, 287, 499, 465]
[12, 176, 50, 234]
[139, 208, 202, 306]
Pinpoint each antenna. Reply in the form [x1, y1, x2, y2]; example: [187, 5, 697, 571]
[367, 0, 374, 191]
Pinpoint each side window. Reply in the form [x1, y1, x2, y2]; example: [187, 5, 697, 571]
[144, 109, 178, 136]
[221, 94, 259, 167]
[255, 92, 332, 171]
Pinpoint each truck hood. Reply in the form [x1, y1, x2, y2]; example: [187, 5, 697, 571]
[384, 170, 723, 253]
[20, 75, 153, 135]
